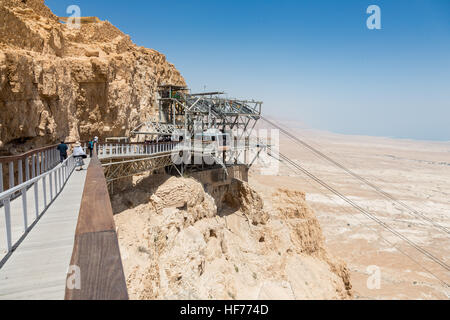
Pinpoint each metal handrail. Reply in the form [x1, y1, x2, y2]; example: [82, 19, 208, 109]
[97, 142, 179, 159]
[0, 155, 77, 257]
[0, 144, 59, 164]
[0, 142, 87, 195]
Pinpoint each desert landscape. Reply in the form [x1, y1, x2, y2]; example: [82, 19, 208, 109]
[111, 121, 450, 300]
[0, 0, 448, 302]
[249, 122, 450, 299]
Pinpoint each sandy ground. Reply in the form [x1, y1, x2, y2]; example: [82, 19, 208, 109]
[249, 123, 450, 299]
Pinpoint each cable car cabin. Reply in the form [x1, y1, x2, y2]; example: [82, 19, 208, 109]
[193, 130, 230, 154]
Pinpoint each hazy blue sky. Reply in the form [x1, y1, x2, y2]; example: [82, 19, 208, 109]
[45, 0, 450, 141]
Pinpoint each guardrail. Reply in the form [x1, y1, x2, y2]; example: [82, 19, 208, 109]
[0, 142, 88, 195]
[65, 148, 128, 300]
[97, 142, 178, 159]
[0, 155, 77, 258]
[0, 145, 61, 194]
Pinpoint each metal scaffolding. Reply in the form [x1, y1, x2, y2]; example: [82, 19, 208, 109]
[132, 85, 261, 134]
[131, 85, 262, 166]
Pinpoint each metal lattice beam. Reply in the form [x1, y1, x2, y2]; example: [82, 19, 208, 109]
[102, 155, 172, 183]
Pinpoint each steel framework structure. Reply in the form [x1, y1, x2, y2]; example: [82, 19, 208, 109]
[100, 86, 265, 184]
[102, 154, 172, 185]
[130, 86, 263, 166]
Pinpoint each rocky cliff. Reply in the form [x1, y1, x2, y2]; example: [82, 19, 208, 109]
[0, 0, 185, 154]
[113, 174, 353, 300]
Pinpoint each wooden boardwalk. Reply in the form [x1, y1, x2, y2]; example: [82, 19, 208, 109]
[0, 162, 89, 300]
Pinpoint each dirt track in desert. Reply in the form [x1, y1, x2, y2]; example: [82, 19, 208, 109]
[249, 123, 450, 299]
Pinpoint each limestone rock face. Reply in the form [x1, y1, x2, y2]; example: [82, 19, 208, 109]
[113, 175, 353, 300]
[0, 0, 185, 154]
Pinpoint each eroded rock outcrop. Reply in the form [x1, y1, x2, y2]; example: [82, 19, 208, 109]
[113, 175, 353, 300]
[0, 0, 185, 154]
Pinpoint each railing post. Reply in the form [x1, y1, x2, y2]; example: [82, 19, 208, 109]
[49, 171, 53, 201]
[4, 198, 12, 252]
[40, 151, 44, 174]
[43, 150, 47, 171]
[43, 176, 47, 207]
[8, 161, 14, 189]
[18, 159, 23, 185]
[0, 163, 3, 193]
[34, 180, 39, 218]
[36, 153, 40, 177]
[25, 157, 30, 182]
[59, 167, 62, 191]
[54, 166, 58, 194]
[32, 154, 36, 178]
[22, 187, 28, 231]
[57, 168, 60, 192]
[45, 150, 49, 171]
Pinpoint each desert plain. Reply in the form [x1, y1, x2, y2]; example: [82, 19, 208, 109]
[250, 121, 450, 299]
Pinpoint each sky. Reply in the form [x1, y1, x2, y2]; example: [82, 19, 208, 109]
[45, 0, 450, 141]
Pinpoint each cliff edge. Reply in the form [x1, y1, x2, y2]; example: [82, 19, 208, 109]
[113, 174, 353, 300]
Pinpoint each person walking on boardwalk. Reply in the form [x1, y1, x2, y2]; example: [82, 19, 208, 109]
[88, 139, 94, 158]
[57, 141, 68, 163]
[73, 141, 87, 171]
[94, 136, 99, 154]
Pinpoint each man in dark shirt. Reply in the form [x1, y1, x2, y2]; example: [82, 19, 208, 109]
[57, 141, 68, 163]
[88, 140, 94, 158]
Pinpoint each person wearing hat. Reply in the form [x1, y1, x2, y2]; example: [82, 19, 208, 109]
[73, 141, 87, 171]
[94, 136, 99, 154]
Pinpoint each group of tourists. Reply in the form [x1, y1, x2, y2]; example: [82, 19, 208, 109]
[56, 136, 99, 171]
